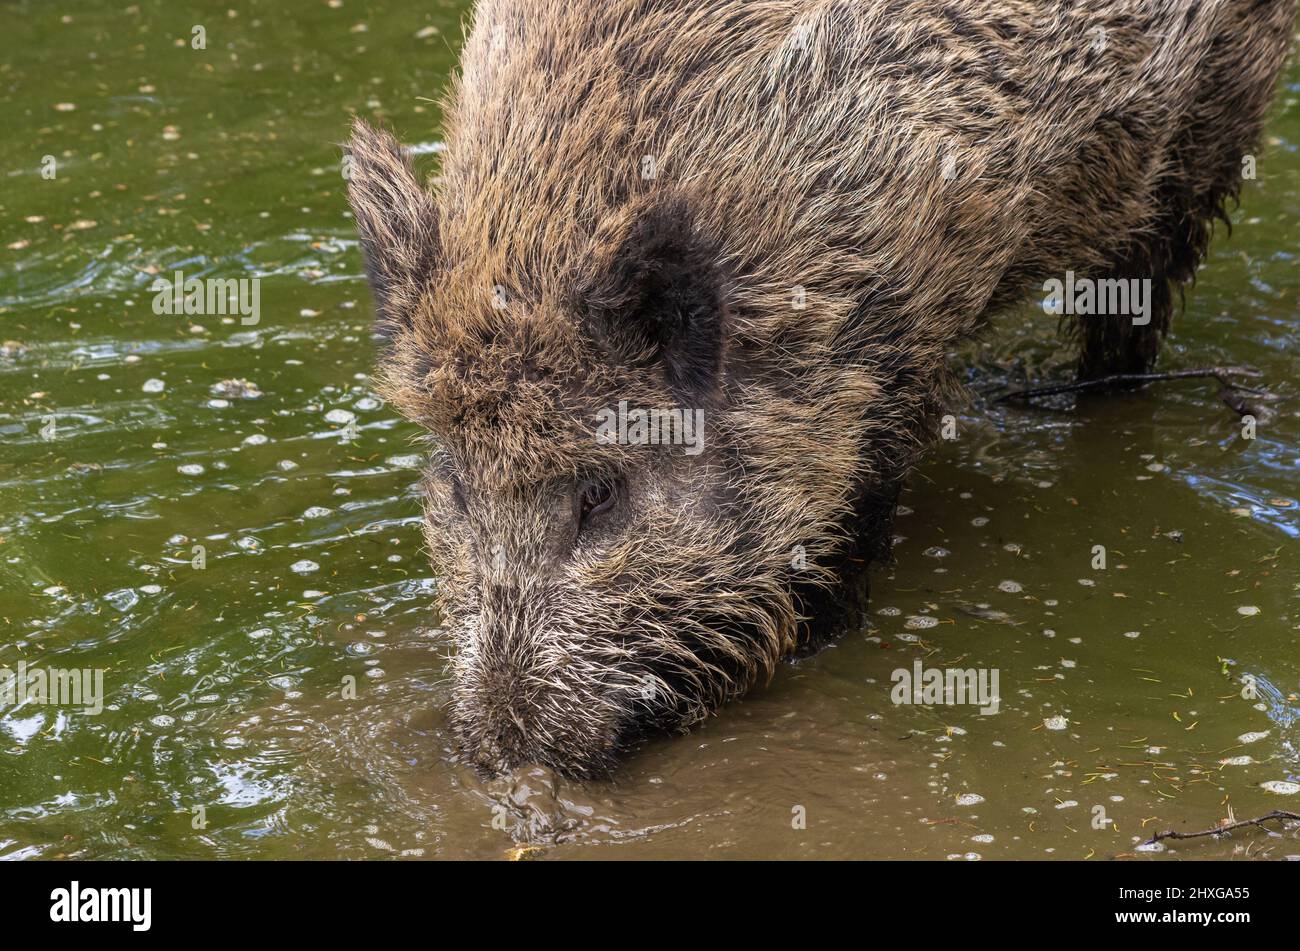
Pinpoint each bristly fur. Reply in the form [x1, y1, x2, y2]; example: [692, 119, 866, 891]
[347, 0, 1298, 777]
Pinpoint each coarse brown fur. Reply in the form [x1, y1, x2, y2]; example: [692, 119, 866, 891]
[346, 0, 1298, 777]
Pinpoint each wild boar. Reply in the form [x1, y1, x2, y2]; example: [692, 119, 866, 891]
[346, 0, 1298, 776]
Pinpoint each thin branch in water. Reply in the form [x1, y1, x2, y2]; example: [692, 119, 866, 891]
[1140, 809, 1300, 847]
[995, 366, 1270, 404]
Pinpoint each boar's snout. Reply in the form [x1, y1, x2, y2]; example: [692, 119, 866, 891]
[448, 647, 636, 778]
[445, 590, 651, 777]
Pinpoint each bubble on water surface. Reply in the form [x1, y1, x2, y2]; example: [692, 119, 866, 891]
[998, 580, 1022, 593]
[1043, 716, 1068, 730]
[955, 793, 984, 806]
[290, 560, 319, 574]
[1238, 731, 1270, 744]
[324, 409, 355, 424]
[142, 378, 165, 393]
[178, 464, 204, 476]
[103, 588, 139, 611]
[385, 454, 423, 468]
[1261, 781, 1300, 795]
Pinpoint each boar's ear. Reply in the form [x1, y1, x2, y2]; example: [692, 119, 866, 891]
[579, 193, 725, 396]
[344, 119, 439, 338]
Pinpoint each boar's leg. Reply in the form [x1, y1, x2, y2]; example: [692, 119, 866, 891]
[1074, 0, 1292, 381]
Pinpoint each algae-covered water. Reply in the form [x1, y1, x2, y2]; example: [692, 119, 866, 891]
[1, 1, 1297, 860]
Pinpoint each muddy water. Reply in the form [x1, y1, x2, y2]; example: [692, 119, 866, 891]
[1, 1, 1297, 860]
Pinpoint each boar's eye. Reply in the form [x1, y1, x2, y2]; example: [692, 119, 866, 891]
[576, 476, 619, 533]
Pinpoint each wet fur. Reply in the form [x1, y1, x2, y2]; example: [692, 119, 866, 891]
[347, 0, 1298, 776]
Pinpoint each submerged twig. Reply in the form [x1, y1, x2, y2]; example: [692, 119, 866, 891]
[996, 366, 1271, 404]
[1140, 809, 1300, 846]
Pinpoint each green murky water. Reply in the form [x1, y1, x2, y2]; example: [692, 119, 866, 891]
[1, 1, 1297, 860]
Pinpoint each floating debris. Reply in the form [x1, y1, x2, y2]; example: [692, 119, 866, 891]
[210, 378, 262, 400]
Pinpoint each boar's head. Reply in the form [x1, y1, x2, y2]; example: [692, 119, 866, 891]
[346, 120, 857, 777]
